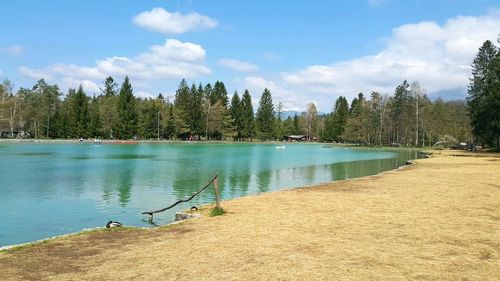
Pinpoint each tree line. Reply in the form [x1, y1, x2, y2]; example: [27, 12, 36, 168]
[467, 37, 500, 149]
[3, 35, 499, 147]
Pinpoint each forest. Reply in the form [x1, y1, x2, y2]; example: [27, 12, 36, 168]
[0, 38, 498, 148]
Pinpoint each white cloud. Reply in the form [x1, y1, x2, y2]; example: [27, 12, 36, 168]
[136, 91, 156, 99]
[133, 7, 217, 34]
[281, 13, 500, 103]
[18, 39, 211, 97]
[218, 58, 258, 72]
[239, 76, 302, 111]
[19, 66, 53, 80]
[18, 39, 211, 95]
[1, 45, 24, 55]
[60, 77, 100, 93]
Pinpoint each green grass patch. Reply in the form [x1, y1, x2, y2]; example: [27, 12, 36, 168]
[210, 207, 226, 217]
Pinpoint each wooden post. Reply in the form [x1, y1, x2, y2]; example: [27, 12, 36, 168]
[213, 175, 221, 209]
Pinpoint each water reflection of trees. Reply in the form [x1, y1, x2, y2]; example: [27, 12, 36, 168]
[257, 170, 271, 192]
[117, 160, 135, 206]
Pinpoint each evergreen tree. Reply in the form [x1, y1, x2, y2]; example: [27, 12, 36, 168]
[66, 85, 89, 138]
[241, 90, 255, 140]
[282, 116, 295, 136]
[229, 91, 243, 140]
[99, 77, 118, 138]
[390, 80, 412, 144]
[174, 79, 191, 139]
[324, 96, 349, 142]
[138, 98, 157, 139]
[115, 76, 138, 139]
[275, 102, 285, 139]
[343, 93, 368, 143]
[256, 88, 275, 140]
[212, 81, 229, 107]
[467, 40, 499, 147]
[101, 76, 118, 97]
[165, 104, 177, 139]
[293, 113, 300, 135]
[191, 83, 204, 136]
[367, 92, 388, 146]
[88, 95, 101, 138]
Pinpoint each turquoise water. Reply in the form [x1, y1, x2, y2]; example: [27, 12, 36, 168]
[0, 142, 421, 246]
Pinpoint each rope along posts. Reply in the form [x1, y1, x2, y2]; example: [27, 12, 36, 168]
[142, 172, 220, 221]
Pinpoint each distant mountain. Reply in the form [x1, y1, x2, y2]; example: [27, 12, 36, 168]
[428, 87, 467, 101]
[279, 110, 328, 119]
[280, 110, 300, 119]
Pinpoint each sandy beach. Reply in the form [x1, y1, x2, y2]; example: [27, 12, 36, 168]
[0, 150, 499, 280]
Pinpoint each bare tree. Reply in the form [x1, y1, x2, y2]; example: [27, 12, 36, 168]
[305, 102, 317, 141]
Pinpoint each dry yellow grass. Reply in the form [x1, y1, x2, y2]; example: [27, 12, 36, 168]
[0, 150, 499, 280]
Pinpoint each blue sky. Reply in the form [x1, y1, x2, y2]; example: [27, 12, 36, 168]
[1, 0, 499, 111]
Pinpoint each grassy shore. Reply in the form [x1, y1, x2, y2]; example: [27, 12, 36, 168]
[0, 150, 499, 280]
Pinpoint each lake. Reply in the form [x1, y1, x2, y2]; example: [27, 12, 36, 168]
[0, 142, 422, 247]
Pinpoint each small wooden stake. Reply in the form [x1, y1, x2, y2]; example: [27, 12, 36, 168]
[213, 175, 221, 209]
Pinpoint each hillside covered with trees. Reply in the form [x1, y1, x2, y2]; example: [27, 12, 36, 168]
[0, 38, 498, 148]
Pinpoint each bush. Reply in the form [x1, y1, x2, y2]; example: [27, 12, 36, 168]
[210, 207, 225, 217]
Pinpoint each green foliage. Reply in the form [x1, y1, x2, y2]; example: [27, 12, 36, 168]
[323, 96, 349, 142]
[65, 85, 89, 138]
[1, 75, 476, 146]
[256, 88, 275, 140]
[115, 76, 138, 139]
[468, 39, 500, 148]
[165, 104, 177, 139]
[102, 76, 118, 97]
[213, 81, 229, 107]
[229, 91, 243, 140]
[241, 90, 255, 140]
[209, 206, 225, 217]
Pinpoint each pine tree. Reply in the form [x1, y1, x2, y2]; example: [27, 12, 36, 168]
[191, 83, 204, 136]
[116, 76, 138, 139]
[230, 91, 243, 140]
[293, 113, 300, 135]
[256, 88, 275, 140]
[101, 76, 118, 97]
[275, 102, 285, 139]
[241, 90, 255, 140]
[99, 77, 118, 138]
[165, 104, 177, 139]
[343, 93, 367, 143]
[390, 80, 411, 144]
[368, 92, 388, 146]
[467, 40, 498, 147]
[324, 96, 349, 142]
[174, 79, 191, 139]
[212, 81, 229, 107]
[88, 95, 101, 138]
[483, 48, 500, 149]
[67, 85, 89, 138]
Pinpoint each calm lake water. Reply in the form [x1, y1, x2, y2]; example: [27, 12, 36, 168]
[0, 142, 422, 246]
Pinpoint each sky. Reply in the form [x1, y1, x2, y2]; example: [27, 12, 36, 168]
[1, 0, 499, 112]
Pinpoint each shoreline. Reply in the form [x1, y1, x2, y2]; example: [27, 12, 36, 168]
[1, 150, 498, 280]
[0, 152, 421, 251]
[0, 149, 425, 250]
[0, 138, 435, 148]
